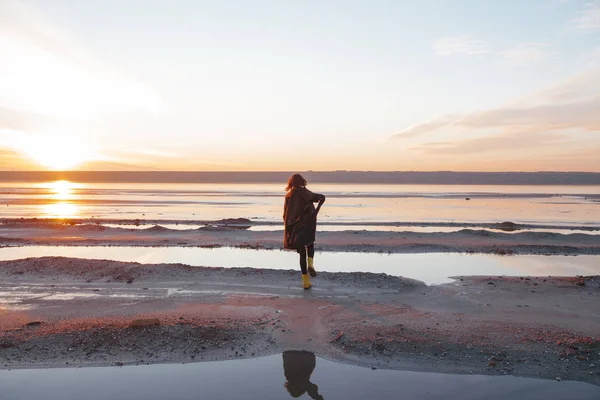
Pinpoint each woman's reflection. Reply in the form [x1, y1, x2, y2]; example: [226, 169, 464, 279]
[283, 351, 324, 400]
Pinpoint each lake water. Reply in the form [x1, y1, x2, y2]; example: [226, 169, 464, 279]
[1, 181, 598, 227]
[1, 246, 597, 285]
[1, 353, 598, 400]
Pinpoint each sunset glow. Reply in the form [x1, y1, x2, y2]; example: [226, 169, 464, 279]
[17, 135, 95, 171]
[0, 0, 598, 172]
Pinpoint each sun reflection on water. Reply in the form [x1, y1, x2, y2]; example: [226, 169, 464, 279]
[51, 180, 75, 200]
[42, 202, 79, 219]
[39, 181, 82, 219]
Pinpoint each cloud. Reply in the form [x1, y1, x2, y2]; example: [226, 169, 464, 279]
[412, 131, 568, 155]
[459, 97, 600, 131]
[0, 0, 162, 120]
[389, 68, 600, 139]
[540, 0, 577, 8]
[0, 149, 17, 156]
[433, 36, 489, 56]
[521, 68, 600, 105]
[570, 1, 600, 32]
[391, 67, 599, 170]
[0, 147, 32, 170]
[77, 160, 162, 171]
[500, 43, 551, 67]
[434, 37, 551, 67]
[392, 115, 459, 139]
[579, 46, 600, 68]
[0, 106, 54, 131]
[118, 149, 181, 158]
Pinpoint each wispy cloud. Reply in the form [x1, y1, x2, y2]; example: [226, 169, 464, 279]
[0, 149, 17, 156]
[500, 43, 551, 67]
[0, 0, 162, 120]
[0, 0, 164, 169]
[433, 36, 489, 56]
[390, 68, 600, 140]
[579, 46, 600, 68]
[392, 115, 460, 140]
[77, 160, 163, 172]
[519, 68, 600, 105]
[0, 148, 32, 170]
[540, 0, 576, 9]
[412, 131, 567, 155]
[0, 106, 55, 131]
[121, 149, 181, 158]
[569, 1, 600, 32]
[434, 37, 552, 67]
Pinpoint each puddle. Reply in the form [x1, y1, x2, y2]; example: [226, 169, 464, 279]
[0, 352, 598, 400]
[1, 246, 598, 285]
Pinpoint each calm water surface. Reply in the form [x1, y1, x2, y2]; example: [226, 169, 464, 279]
[1, 246, 597, 285]
[1, 181, 598, 226]
[0, 353, 598, 400]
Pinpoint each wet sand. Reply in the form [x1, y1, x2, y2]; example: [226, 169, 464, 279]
[1, 257, 599, 385]
[1, 222, 599, 255]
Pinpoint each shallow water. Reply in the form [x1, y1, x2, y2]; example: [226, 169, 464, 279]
[1, 181, 598, 226]
[1, 246, 597, 285]
[0, 353, 598, 400]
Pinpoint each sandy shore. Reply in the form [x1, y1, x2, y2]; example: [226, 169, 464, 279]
[1, 222, 599, 254]
[1, 257, 599, 385]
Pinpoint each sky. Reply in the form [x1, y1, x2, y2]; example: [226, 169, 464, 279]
[0, 0, 599, 172]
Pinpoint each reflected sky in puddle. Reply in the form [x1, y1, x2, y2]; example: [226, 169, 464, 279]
[1, 246, 598, 285]
[1, 352, 598, 400]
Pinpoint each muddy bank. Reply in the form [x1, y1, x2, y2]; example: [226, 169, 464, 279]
[1, 257, 599, 385]
[3, 218, 599, 231]
[1, 223, 599, 255]
[0, 256, 424, 290]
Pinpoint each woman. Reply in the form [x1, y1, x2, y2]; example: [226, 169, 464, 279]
[282, 350, 324, 399]
[283, 174, 326, 289]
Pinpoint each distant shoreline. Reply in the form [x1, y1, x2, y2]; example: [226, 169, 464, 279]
[1, 171, 599, 185]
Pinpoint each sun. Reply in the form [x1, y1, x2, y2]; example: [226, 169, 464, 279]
[18, 134, 95, 170]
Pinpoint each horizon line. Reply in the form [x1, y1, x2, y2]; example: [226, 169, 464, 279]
[1, 170, 600, 174]
[1, 170, 599, 186]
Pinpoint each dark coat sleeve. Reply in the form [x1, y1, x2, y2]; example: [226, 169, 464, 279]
[300, 187, 325, 204]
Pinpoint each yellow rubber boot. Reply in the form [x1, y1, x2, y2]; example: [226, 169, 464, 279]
[302, 274, 312, 290]
[307, 257, 317, 277]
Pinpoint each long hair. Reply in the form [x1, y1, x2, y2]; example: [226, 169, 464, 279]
[285, 174, 307, 192]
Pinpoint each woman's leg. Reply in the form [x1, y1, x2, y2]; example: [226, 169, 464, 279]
[307, 244, 316, 277]
[298, 246, 308, 275]
[298, 246, 311, 289]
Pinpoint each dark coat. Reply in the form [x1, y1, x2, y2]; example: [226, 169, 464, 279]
[283, 186, 324, 250]
[283, 351, 323, 400]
